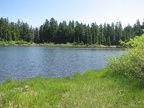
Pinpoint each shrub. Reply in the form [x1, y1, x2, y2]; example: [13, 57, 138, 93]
[6, 41, 15, 45]
[66, 42, 73, 46]
[15, 40, 29, 45]
[72, 42, 77, 45]
[0, 41, 5, 45]
[120, 34, 144, 48]
[108, 34, 144, 80]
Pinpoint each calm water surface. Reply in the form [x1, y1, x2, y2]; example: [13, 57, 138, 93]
[0, 46, 124, 81]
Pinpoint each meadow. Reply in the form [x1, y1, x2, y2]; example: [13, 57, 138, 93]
[0, 68, 144, 108]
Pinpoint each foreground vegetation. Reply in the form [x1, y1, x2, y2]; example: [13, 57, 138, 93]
[0, 68, 144, 108]
[108, 33, 144, 80]
[1, 32, 144, 107]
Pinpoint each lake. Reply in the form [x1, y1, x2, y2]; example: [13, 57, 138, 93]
[0, 46, 124, 81]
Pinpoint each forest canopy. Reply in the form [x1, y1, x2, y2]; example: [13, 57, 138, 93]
[0, 17, 143, 46]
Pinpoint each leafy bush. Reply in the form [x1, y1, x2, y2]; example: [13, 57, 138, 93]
[72, 42, 77, 45]
[6, 41, 15, 45]
[120, 34, 144, 48]
[79, 41, 84, 45]
[66, 42, 73, 46]
[0, 41, 6, 45]
[15, 40, 29, 45]
[108, 34, 144, 80]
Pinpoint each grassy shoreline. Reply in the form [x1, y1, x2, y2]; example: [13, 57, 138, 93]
[0, 41, 121, 48]
[0, 68, 144, 107]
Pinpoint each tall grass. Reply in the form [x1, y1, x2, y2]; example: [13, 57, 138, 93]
[0, 68, 144, 107]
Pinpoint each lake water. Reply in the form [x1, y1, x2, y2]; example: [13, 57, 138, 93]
[0, 46, 124, 81]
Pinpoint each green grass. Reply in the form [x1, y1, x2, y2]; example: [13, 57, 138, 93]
[0, 41, 6, 45]
[0, 41, 118, 48]
[15, 40, 32, 45]
[41, 42, 74, 47]
[0, 41, 33, 46]
[40, 42, 113, 48]
[0, 68, 144, 107]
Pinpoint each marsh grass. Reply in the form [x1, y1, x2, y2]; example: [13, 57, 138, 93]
[0, 68, 144, 107]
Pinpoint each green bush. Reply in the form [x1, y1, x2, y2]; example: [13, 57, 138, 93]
[0, 41, 6, 45]
[6, 41, 15, 45]
[15, 40, 29, 45]
[108, 34, 144, 80]
[120, 34, 144, 48]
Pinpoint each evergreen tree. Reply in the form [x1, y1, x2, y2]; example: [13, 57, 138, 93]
[49, 18, 58, 42]
[39, 25, 44, 43]
[111, 23, 116, 45]
[68, 20, 75, 43]
[86, 25, 92, 45]
[91, 23, 97, 44]
[106, 24, 111, 45]
[134, 19, 143, 36]
[99, 24, 105, 45]
[34, 27, 39, 43]
[43, 19, 50, 42]
[115, 21, 123, 44]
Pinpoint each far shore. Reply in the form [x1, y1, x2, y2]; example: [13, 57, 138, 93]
[0, 41, 123, 48]
[4, 44, 121, 48]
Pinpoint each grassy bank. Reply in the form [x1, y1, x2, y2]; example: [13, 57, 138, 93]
[0, 41, 32, 46]
[0, 68, 144, 107]
[0, 41, 120, 48]
[40, 42, 118, 48]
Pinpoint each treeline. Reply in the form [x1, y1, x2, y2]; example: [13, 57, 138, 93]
[0, 18, 34, 42]
[0, 17, 143, 45]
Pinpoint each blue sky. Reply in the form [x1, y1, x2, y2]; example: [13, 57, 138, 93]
[0, 0, 144, 27]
